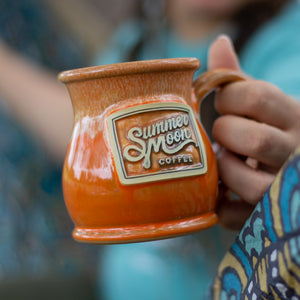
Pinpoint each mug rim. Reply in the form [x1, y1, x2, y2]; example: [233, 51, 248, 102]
[58, 57, 200, 84]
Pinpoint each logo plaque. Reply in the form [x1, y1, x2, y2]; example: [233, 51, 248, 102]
[107, 102, 207, 185]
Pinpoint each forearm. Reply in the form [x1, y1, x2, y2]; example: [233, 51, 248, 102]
[0, 41, 73, 162]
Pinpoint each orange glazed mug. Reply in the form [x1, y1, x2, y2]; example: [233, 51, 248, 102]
[58, 58, 245, 244]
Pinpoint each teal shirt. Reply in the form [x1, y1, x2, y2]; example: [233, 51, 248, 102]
[240, 0, 300, 99]
[95, 0, 300, 99]
[95, 2, 300, 300]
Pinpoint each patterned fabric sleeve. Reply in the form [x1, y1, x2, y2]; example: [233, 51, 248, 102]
[211, 145, 300, 300]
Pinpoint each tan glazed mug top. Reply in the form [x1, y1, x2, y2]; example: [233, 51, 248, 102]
[58, 58, 245, 244]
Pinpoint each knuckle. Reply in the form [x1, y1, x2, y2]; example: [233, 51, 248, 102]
[247, 124, 272, 156]
[244, 81, 271, 115]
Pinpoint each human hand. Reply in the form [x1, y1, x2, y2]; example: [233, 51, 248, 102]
[209, 35, 300, 230]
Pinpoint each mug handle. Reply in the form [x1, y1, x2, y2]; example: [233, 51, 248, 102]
[192, 69, 247, 115]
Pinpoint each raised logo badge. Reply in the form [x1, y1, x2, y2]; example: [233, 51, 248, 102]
[107, 103, 207, 185]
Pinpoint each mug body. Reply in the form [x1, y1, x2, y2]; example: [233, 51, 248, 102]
[59, 58, 218, 243]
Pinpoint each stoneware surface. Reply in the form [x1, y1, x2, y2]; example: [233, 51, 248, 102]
[58, 58, 245, 243]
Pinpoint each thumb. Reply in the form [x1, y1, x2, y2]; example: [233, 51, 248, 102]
[208, 35, 240, 71]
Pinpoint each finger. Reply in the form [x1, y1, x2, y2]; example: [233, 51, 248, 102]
[213, 115, 292, 169]
[215, 80, 297, 130]
[217, 150, 275, 205]
[208, 35, 241, 71]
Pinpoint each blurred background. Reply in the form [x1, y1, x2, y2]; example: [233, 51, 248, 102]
[0, 0, 140, 299]
[1, 0, 141, 68]
[3, 0, 295, 299]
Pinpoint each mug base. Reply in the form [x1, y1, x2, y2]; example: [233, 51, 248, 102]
[72, 212, 218, 244]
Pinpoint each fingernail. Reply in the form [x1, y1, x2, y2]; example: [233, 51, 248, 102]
[217, 34, 235, 51]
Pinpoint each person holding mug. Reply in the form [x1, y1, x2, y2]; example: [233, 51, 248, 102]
[95, 0, 300, 299]
[0, 0, 300, 298]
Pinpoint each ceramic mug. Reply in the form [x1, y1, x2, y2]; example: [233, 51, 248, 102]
[58, 58, 245, 244]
